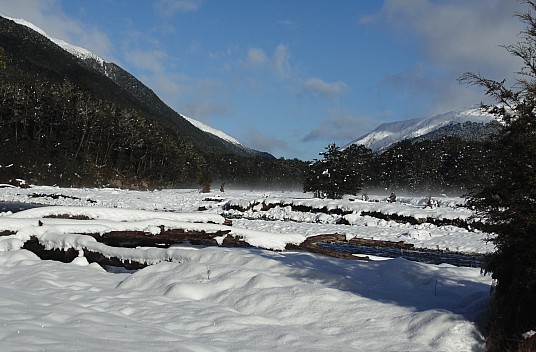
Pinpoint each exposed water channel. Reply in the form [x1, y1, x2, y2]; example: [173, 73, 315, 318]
[0, 202, 44, 213]
[318, 242, 484, 268]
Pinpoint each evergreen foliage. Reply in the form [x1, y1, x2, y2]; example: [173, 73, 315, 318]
[0, 47, 5, 70]
[0, 16, 308, 189]
[459, 1, 536, 350]
[371, 136, 497, 193]
[303, 144, 368, 199]
[304, 135, 498, 198]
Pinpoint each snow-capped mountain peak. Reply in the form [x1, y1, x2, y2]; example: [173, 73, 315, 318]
[347, 106, 502, 152]
[182, 115, 241, 145]
[3, 15, 105, 66]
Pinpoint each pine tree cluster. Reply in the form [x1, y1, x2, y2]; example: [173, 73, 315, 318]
[303, 136, 498, 199]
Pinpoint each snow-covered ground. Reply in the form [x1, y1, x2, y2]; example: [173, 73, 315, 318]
[0, 186, 493, 351]
[0, 186, 494, 253]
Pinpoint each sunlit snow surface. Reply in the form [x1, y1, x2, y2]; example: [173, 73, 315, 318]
[0, 187, 492, 351]
[183, 115, 241, 145]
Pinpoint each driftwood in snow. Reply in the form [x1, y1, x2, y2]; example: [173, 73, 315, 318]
[18, 227, 254, 270]
[22, 237, 78, 263]
[81, 228, 253, 249]
[80, 228, 232, 248]
[348, 237, 414, 249]
[17, 228, 419, 270]
[295, 234, 416, 261]
[22, 236, 148, 270]
[298, 234, 371, 261]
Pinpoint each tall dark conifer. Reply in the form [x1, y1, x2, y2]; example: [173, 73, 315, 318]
[459, 1, 536, 350]
[303, 143, 368, 199]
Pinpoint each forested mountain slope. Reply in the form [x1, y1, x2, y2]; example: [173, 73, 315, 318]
[0, 16, 305, 188]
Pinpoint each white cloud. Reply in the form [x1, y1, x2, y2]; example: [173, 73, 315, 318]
[175, 78, 233, 121]
[241, 44, 292, 80]
[154, 0, 201, 17]
[244, 128, 292, 154]
[246, 48, 269, 67]
[139, 72, 185, 108]
[273, 44, 291, 80]
[302, 77, 348, 98]
[276, 20, 296, 27]
[180, 102, 231, 122]
[125, 49, 168, 73]
[367, 0, 526, 114]
[380, 0, 523, 74]
[239, 44, 294, 88]
[302, 109, 378, 145]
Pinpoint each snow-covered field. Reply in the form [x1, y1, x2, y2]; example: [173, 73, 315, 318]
[0, 186, 493, 351]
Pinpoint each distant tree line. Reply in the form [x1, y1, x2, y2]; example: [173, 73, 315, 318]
[0, 73, 307, 189]
[304, 135, 499, 199]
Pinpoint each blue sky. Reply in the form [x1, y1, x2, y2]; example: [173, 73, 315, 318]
[0, 0, 525, 160]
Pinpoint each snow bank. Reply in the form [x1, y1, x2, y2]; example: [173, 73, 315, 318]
[8, 205, 225, 224]
[0, 187, 493, 351]
[0, 246, 490, 351]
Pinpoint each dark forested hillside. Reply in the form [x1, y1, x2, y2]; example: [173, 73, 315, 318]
[370, 136, 498, 193]
[305, 135, 499, 198]
[0, 16, 307, 188]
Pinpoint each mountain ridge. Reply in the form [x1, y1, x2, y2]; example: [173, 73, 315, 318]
[1, 14, 261, 158]
[0, 15, 306, 188]
[347, 107, 502, 152]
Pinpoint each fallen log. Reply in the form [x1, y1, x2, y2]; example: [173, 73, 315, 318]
[19, 230, 378, 271]
[22, 236, 148, 270]
[301, 233, 414, 249]
[348, 237, 414, 249]
[295, 234, 416, 261]
[18, 228, 253, 270]
[299, 234, 370, 261]
[80, 228, 232, 248]
[299, 242, 370, 261]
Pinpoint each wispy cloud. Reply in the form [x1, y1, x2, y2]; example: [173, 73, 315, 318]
[154, 0, 201, 17]
[246, 48, 269, 67]
[244, 128, 292, 154]
[364, 0, 525, 114]
[240, 44, 292, 81]
[302, 77, 348, 98]
[180, 102, 232, 122]
[138, 72, 186, 108]
[239, 44, 294, 88]
[176, 78, 233, 122]
[381, 0, 522, 72]
[125, 49, 169, 73]
[273, 44, 291, 80]
[302, 109, 378, 146]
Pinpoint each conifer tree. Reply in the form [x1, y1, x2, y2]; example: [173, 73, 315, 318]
[303, 143, 366, 199]
[459, 1, 536, 350]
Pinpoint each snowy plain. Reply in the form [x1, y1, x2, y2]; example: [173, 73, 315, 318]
[0, 186, 493, 351]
